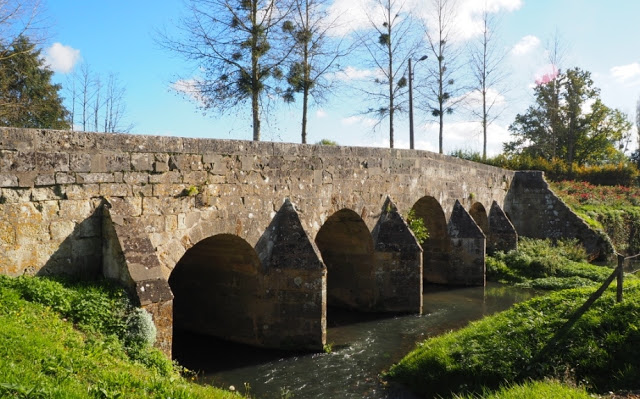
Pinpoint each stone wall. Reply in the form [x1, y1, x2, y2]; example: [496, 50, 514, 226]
[504, 171, 614, 259]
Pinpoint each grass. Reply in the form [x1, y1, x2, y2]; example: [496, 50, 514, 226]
[387, 238, 640, 398]
[0, 275, 238, 398]
[454, 380, 593, 399]
[387, 280, 640, 397]
[487, 237, 617, 290]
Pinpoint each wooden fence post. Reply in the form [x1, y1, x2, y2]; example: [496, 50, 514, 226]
[617, 254, 624, 303]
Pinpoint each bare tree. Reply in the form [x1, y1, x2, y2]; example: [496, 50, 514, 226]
[159, 0, 294, 141]
[0, 0, 45, 58]
[468, 5, 508, 160]
[79, 62, 93, 131]
[421, 0, 465, 154]
[65, 63, 133, 133]
[358, 0, 421, 148]
[102, 73, 133, 133]
[281, 0, 349, 144]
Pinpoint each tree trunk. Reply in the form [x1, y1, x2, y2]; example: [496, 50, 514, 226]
[252, 90, 260, 141]
[302, 87, 308, 144]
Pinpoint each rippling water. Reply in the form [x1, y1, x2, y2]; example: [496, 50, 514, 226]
[174, 283, 535, 398]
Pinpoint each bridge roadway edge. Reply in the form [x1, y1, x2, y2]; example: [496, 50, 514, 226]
[0, 128, 611, 356]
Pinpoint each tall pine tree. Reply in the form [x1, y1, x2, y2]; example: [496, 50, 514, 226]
[0, 36, 70, 129]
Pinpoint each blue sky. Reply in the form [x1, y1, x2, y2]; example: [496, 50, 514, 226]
[43, 0, 640, 155]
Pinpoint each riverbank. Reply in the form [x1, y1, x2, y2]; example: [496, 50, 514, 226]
[387, 239, 640, 398]
[0, 275, 237, 398]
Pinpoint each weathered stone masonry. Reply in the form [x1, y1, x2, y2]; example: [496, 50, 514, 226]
[0, 127, 609, 357]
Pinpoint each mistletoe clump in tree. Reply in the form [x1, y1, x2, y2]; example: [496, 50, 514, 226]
[281, 0, 347, 144]
[160, 0, 293, 141]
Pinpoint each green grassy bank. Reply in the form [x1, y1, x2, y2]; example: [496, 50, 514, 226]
[0, 275, 237, 398]
[387, 239, 640, 398]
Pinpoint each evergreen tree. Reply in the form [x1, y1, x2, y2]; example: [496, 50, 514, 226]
[0, 36, 70, 129]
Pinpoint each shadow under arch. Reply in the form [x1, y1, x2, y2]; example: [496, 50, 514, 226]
[411, 196, 450, 284]
[315, 208, 376, 311]
[169, 234, 262, 351]
[469, 202, 489, 235]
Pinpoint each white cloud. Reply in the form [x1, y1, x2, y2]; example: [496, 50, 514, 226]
[511, 35, 540, 56]
[341, 115, 377, 128]
[326, 0, 371, 36]
[171, 79, 207, 106]
[611, 62, 640, 84]
[458, 88, 506, 109]
[415, 0, 523, 42]
[332, 66, 378, 81]
[316, 109, 327, 118]
[328, 0, 522, 40]
[44, 43, 81, 73]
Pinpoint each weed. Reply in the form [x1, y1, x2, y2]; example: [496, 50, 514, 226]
[406, 208, 429, 245]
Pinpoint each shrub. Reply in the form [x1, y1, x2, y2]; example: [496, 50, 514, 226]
[488, 238, 613, 289]
[405, 208, 429, 244]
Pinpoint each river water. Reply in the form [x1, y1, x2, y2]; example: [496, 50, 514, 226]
[174, 283, 536, 398]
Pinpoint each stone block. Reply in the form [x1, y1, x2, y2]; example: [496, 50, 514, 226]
[0, 173, 18, 187]
[123, 171, 149, 185]
[149, 171, 181, 184]
[152, 183, 187, 197]
[59, 200, 93, 221]
[183, 171, 207, 185]
[69, 153, 92, 172]
[131, 184, 153, 197]
[2, 151, 35, 172]
[35, 174, 56, 186]
[36, 152, 69, 172]
[105, 153, 131, 172]
[65, 184, 99, 200]
[131, 153, 153, 171]
[100, 183, 132, 197]
[55, 172, 76, 184]
[50, 220, 76, 241]
[77, 172, 116, 184]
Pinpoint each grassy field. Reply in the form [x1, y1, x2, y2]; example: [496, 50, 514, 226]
[0, 275, 238, 399]
[387, 239, 640, 398]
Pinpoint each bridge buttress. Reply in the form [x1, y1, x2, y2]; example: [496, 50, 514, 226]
[487, 200, 518, 255]
[448, 200, 486, 286]
[371, 197, 423, 313]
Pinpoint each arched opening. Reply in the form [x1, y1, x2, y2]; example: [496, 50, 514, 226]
[469, 202, 489, 234]
[169, 234, 262, 358]
[315, 208, 375, 311]
[411, 196, 450, 284]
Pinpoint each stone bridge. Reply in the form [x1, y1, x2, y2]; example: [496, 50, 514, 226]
[0, 128, 609, 357]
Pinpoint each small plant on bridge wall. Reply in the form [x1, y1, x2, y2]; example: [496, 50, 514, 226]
[406, 209, 429, 245]
[182, 185, 199, 197]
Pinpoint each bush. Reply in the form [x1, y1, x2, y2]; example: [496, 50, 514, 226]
[465, 153, 639, 186]
[0, 276, 163, 366]
[487, 238, 613, 289]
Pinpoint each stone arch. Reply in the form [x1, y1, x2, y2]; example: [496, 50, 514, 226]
[315, 208, 376, 310]
[469, 202, 489, 234]
[168, 234, 263, 348]
[411, 196, 450, 284]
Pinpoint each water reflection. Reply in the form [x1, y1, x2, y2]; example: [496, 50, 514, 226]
[176, 283, 535, 398]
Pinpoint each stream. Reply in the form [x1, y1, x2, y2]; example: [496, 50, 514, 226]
[173, 283, 536, 398]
